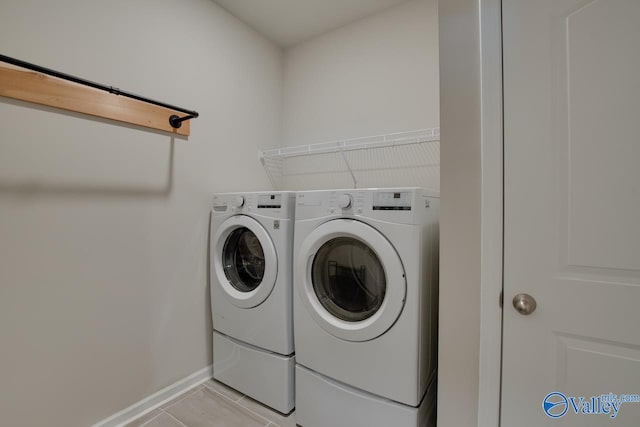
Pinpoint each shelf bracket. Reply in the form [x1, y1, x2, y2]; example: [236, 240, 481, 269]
[338, 145, 358, 189]
[169, 113, 199, 129]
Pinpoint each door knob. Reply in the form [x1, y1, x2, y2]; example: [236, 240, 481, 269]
[512, 293, 537, 315]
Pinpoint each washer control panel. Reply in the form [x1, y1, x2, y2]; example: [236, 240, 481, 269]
[372, 191, 412, 211]
[325, 191, 412, 213]
[296, 188, 437, 224]
[327, 191, 365, 214]
[257, 194, 282, 209]
[213, 192, 294, 219]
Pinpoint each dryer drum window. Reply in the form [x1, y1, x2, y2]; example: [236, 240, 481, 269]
[311, 237, 386, 322]
[223, 227, 266, 292]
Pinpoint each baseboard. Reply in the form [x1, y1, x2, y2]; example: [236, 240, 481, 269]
[92, 365, 212, 427]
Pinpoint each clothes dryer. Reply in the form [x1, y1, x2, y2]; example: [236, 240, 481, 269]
[293, 188, 439, 426]
[210, 191, 295, 413]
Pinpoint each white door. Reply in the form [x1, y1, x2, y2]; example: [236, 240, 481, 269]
[502, 0, 640, 425]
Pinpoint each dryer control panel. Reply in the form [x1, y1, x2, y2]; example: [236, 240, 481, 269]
[296, 188, 439, 225]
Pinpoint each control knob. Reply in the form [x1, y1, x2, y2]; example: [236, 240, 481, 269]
[338, 194, 352, 209]
[232, 196, 245, 208]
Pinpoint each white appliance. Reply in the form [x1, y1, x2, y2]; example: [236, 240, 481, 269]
[210, 191, 295, 414]
[293, 188, 439, 427]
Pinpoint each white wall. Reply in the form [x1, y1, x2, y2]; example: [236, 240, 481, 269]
[278, 0, 439, 190]
[0, 1, 282, 425]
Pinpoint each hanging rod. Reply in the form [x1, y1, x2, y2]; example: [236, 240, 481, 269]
[0, 54, 198, 129]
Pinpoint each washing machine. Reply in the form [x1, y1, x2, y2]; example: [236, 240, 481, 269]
[210, 191, 295, 414]
[293, 188, 439, 427]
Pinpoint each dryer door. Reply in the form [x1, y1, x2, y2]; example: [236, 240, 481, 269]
[298, 219, 406, 342]
[212, 215, 277, 308]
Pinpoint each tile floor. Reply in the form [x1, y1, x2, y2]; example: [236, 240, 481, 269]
[124, 379, 296, 427]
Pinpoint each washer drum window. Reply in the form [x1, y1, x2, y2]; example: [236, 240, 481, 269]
[312, 237, 386, 322]
[297, 219, 406, 342]
[223, 227, 266, 292]
[212, 215, 277, 309]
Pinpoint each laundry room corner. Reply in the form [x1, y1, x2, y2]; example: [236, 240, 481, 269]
[277, 0, 440, 192]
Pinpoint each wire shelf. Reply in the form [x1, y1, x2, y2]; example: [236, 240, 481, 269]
[259, 128, 440, 190]
[259, 128, 440, 160]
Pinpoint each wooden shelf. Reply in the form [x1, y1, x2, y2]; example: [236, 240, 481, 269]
[0, 64, 191, 136]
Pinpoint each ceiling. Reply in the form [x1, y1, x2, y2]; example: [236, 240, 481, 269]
[212, 0, 412, 47]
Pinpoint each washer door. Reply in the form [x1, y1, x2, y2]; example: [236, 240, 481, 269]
[213, 215, 277, 308]
[298, 219, 406, 342]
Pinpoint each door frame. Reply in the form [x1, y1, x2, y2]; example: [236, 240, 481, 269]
[436, 0, 506, 424]
[477, 0, 504, 426]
